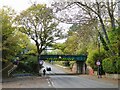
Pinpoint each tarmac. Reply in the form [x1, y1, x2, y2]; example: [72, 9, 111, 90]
[1, 64, 119, 89]
[55, 64, 120, 86]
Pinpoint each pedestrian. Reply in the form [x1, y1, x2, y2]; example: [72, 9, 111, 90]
[43, 69, 46, 76]
[98, 65, 102, 78]
[96, 60, 102, 78]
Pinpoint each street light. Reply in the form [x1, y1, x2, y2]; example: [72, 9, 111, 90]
[97, 32, 102, 78]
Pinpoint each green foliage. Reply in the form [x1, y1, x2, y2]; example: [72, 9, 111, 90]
[48, 49, 64, 55]
[64, 33, 79, 54]
[1, 7, 23, 63]
[52, 43, 66, 52]
[86, 49, 106, 69]
[1, 7, 33, 66]
[102, 56, 120, 74]
[62, 19, 98, 55]
[1, 7, 15, 61]
[26, 50, 36, 56]
[108, 26, 120, 56]
[15, 4, 61, 59]
[116, 58, 120, 73]
[102, 58, 115, 73]
[76, 47, 87, 55]
[15, 56, 38, 73]
[86, 49, 98, 69]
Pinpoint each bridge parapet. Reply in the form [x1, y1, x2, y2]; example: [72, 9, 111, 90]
[40, 55, 87, 61]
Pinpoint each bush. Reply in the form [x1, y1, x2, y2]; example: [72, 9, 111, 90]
[102, 58, 115, 73]
[86, 50, 99, 69]
[102, 56, 120, 74]
[116, 59, 120, 73]
[86, 49, 106, 70]
[14, 55, 38, 74]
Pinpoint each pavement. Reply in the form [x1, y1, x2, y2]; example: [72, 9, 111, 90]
[2, 76, 52, 88]
[80, 75, 119, 86]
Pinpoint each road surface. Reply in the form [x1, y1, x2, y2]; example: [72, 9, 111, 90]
[40, 62, 68, 75]
[49, 75, 118, 88]
[42, 62, 119, 88]
[2, 62, 119, 89]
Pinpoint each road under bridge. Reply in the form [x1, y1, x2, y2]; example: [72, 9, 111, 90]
[40, 55, 87, 74]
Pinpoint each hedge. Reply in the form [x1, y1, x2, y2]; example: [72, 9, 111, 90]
[102, 56, 120, 74]
[116, 58, 120, 73]
[86, 49, 106, 70]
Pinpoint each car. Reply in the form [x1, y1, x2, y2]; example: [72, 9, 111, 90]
[46, 66, 51, 71]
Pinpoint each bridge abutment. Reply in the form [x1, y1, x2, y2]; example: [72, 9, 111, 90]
[76, 61, 87, 74]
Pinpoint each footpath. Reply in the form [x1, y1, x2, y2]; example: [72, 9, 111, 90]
[2, 76, 51, 88]
[80, 74, 119, 85]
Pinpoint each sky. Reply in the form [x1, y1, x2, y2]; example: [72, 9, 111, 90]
[0, 0, 54, 13]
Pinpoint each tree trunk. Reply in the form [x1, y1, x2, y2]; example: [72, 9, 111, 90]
[98, 14, 115, 55]
[98, 16, 110, 44]
[106, 0, 116, 29]
[35, 41, 41, 74]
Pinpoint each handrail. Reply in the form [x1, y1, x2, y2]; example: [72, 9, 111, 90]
[8, 65, 17, 76]
[0, 63, 13, 72]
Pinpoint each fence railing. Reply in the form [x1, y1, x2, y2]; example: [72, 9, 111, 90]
[8, 65, 17, 76]
[1, 63, 18, 77]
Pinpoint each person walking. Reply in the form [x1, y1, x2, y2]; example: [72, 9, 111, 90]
[96, 60, 102, 78]
[43, 69, 46, 76]
[98, 65, 102, 78]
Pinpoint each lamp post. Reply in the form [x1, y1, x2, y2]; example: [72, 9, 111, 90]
[97, 36, 102, 78]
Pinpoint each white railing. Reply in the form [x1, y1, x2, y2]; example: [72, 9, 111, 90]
[0, 63, 13, 73]
[8, 65, 17, 76]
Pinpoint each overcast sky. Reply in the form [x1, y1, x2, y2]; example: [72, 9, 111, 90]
[0, 0, 54, 13]
[0, 0, 71, 26]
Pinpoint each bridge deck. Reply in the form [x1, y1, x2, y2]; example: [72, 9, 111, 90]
[40, 55, 87, 61]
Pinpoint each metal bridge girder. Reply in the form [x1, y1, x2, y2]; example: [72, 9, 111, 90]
[40, 55, 87, 61]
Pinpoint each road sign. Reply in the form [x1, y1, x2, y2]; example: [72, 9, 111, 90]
[39, 60, 43, 65]
[96, 61, 100, 66]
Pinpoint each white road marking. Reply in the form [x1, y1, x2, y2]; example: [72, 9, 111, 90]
[47, 78, 54, 87]
[51, 81, 54, 86]
[48, 83, 51, 87]
[47, 79, 51, 87]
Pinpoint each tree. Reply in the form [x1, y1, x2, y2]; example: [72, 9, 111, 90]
[1, 7, 32, 69]
[64, 32, 79, 55]
[15, 4, 62, 70]
[1, 6, 18, 63]
[52, 0, 120, 56]
[108, 26, 120, 56]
